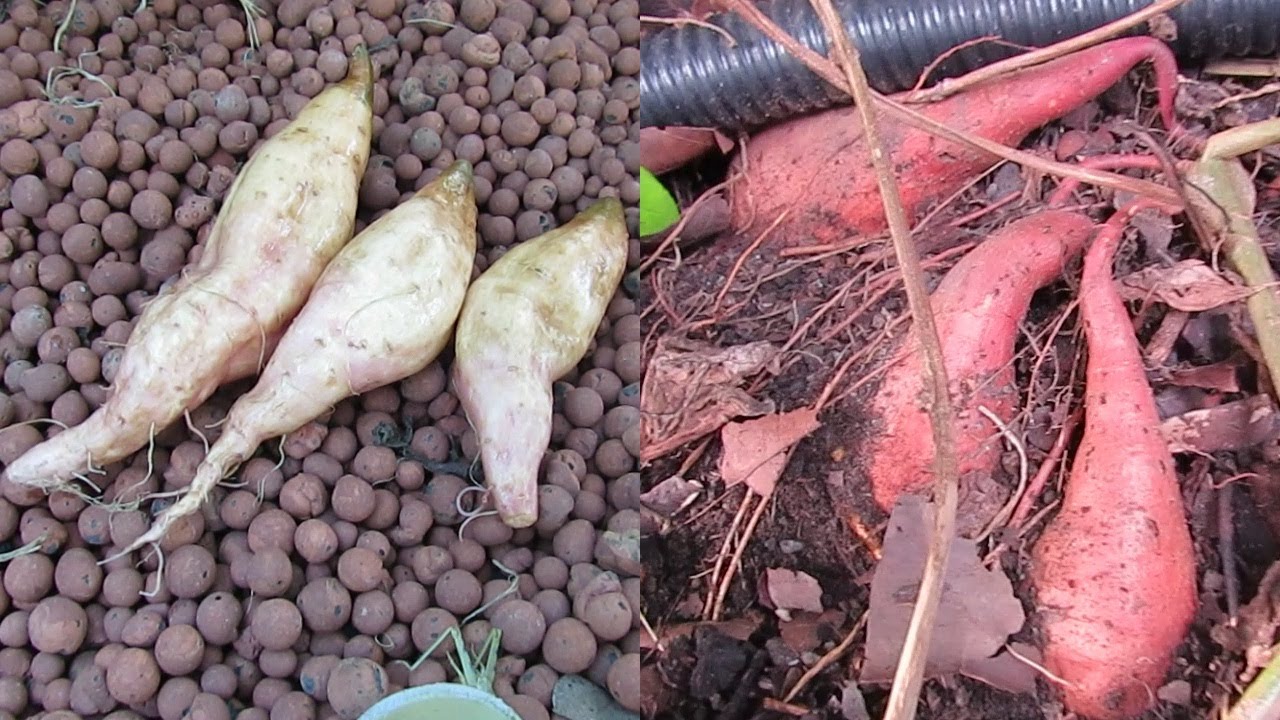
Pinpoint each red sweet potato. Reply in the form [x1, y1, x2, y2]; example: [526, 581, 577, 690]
[641, 126, 722, 175]
[1030, 207, 1195, 720]
[730, 37, 1177, 246]
[865, 210, 1094, 529]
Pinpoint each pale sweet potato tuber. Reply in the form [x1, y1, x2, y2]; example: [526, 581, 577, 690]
[866, 210, 1095, 531]
[1031, 207, 1196, 720]
[118, 161, 479, 556]
[453, 198, 630, 528]
[731, 37, 1177, 247]
[3, 48, 377, 492]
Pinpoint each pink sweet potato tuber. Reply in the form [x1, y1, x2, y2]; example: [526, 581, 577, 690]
[866, 210, 1095, 528]
[1031, 207, 1196, 720]
[730, 37, 1177, 247]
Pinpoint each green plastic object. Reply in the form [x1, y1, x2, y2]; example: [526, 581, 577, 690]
[358, 683, 522, 720]
[639, 166, 681, 237]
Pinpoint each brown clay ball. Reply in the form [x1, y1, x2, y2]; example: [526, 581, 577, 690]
[295, 518, 339, 564]
[5, 552, 54, 604]
[195, 592, 242, 646]
[541, 617, 597, 674]
[246, 548, 293, 597]
[28, 596, 88, 654]
[491, 599, 547, 655]
[251, 598, 304, 652]
[327, 657, 389, 720]
[336, 547, 385, 593]
[297, 577, 352, 634]
[607, 652, 640, 711]
[154, 624, 204, 676]
[434, 568, 483, 615]
[105, 647, 161, 705]
[54, 548, 103, 603]
[164, 543, 216, 598]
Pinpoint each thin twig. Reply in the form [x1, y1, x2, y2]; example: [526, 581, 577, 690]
[641, 14, 737, 46]
[639, 177, 738, 274]
[1006, 643, 1073, 686]
[712, 210, 790, 312]
[1022, 298, 1081, 419]
[805, 1, 958, 718]
[639, 610, 665, 653]
[703, 489, 754, 620]
[1220, 481, 1239, 617]
[974, 405, 1028, 543]
[761, 697, 810, 716]
[1010, 408, 1081, 529]
[710, 488, 771, 622]
[782, 611, 868, 702]
[904, 0, 1191, 103]
[1203, 58, 1280, 78]
[907, 36, 1028, 93]
[1213, 83, 1280, 109]
[947, 190, 1020, 228]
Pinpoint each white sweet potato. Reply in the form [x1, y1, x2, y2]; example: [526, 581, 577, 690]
[119, 161, 478, 555]
[452, 197, 630, 527]
[2, 49, 376, 492]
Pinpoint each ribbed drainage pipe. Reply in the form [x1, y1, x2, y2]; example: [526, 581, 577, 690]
[641, 0, 1280, 131]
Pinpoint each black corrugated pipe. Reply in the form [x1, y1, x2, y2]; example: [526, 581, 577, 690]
[640, 0, 1280, 132]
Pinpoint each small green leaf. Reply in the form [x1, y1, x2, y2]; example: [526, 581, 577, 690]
[639, 166, 681, 237]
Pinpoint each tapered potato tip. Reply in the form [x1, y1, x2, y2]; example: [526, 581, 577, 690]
[340, 44, 375, 104]
[418, 160, 474, 201]
[575, 196, 625, 227]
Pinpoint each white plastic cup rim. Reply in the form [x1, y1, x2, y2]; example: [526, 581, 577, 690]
[359, 683, 523, 720]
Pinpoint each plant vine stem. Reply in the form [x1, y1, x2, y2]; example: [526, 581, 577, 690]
[805, 0, 958, 718]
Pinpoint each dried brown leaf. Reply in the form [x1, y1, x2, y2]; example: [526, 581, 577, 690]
[1211, 561, 1280, 678]
[1119, 259, 1254, 312]
[762, 568, 824, 614]
[776, 609, 846, 655]
[861, 496, 1026, 686]
[719, 408, 821, 497]
[1161, 395, 1280, 454]
[653, 612, 767, 649]
[1164, 357, 1243, 393]
[641, 337, 778, 462]
[639, 476, 704, 517]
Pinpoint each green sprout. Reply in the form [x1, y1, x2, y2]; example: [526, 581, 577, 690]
[639, 167, 681, 236]
[404, 560, 520, 683]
